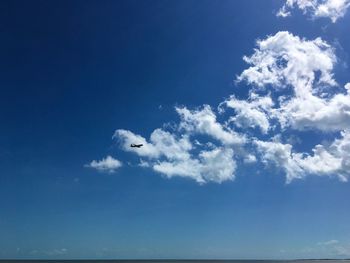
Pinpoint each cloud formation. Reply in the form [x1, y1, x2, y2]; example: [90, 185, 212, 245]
[220, 94, 274, 134]
[254, 131, 349, 183]
[176, 106, 246, 145]
[114, 123, 238, 183]
[277, 0, 350, 22]
[237, 31, 336, 94]
[153, 147, 236, 184]
[237, 31, 350, 182]
[237, 31, 350, 133]
[100, 31, 350, 184]
[86, 156, 122, 173]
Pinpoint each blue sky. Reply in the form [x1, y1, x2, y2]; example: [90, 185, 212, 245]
[1, 0, 350, 259]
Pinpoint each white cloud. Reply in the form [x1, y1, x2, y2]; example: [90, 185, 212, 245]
[243, 154, 257, 164]
[115, 128, 192, 160]
[276, 5, 291, 18]
[112, 106, 245, 184]
[153, 147, 236, 184]
[238, 31, 336, 95]
[277, 0, 350, 22]
[153, 159, 203, 183]
[176, 105, 246, 145]
[277, 0, 319, 18]
[318, 239, 339, 246]
[254, 139, 304, 182]
[150, 129, 192, 160]
[138, 159, 150, 168]
[277, 86, 350, 131]
[345, 82, 350, 91]
[254, 130, 350, 182]
[221, 93, 274, 134]
[237, 32, 350, 133]
[114, 124, 238, 183]
[294, 144, 343, 176]
[86, 156, 122, 173]
[114, 129, 160, 158]
[96, 31, 350, 184]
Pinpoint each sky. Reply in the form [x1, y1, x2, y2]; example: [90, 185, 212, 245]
[1, 0, 350, 260]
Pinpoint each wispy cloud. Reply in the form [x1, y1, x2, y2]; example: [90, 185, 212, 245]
[316, 240, 350, 257]
[29, 248, 68, 256]
[317, 239, 339, 246]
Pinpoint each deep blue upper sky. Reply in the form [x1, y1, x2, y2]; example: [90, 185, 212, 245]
[1, 0, 350, 259]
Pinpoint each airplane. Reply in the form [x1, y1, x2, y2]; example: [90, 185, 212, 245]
[130, 143, 143, 148]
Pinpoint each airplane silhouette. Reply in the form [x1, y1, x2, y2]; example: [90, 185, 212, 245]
[130, 143, 143, 148]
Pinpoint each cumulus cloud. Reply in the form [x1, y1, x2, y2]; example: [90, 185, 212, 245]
[176, 105, 246, 145]
[237, 31, 337, 94]
[153, 147, 236, 184]
[114, 129, 160, 158]
[254, 139, 304, 182]
[277, 86, 350, 131]
[220, 93, 274, 134]
[294, 145, 343, 176]
[277, 0, 350, 22]
[86, 156, 122, 173]
[237, 32, 350, 132]
[115, 128, 192, 160]
[94, 31, 350, 184]
[114, 123, 238, 183]
[254, 130, 350, 182]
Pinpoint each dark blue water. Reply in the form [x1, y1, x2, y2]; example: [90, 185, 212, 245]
[1, 260, 349, 263]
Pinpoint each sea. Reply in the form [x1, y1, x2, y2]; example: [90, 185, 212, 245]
[1, 260, 350, 263]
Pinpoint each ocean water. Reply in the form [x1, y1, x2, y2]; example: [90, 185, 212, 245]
[1, 260, 350, 263]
